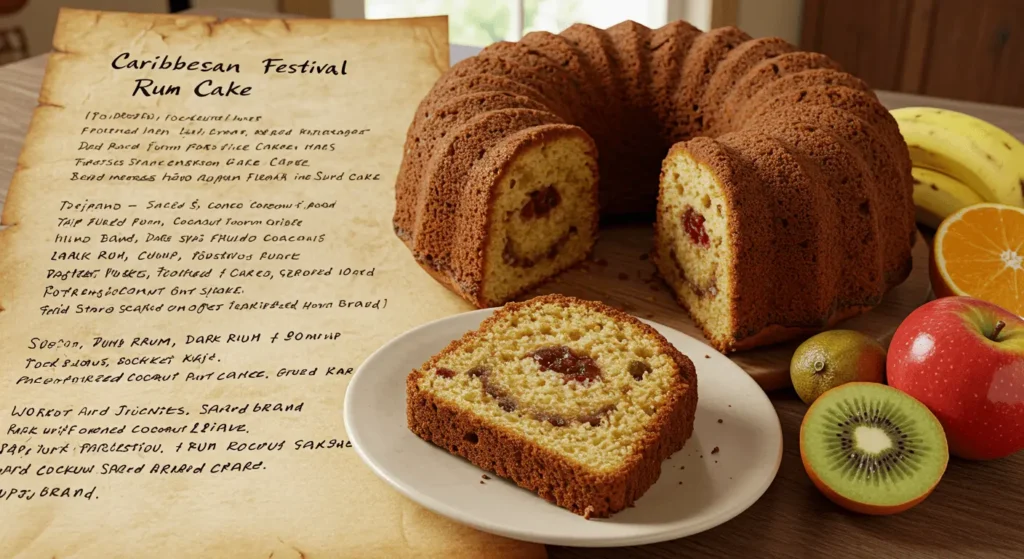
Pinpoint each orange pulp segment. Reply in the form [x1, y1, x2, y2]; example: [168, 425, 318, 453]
[932, 203, 1024, 316]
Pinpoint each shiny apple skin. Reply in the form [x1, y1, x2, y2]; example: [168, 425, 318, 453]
[887, 296, 1024, 460]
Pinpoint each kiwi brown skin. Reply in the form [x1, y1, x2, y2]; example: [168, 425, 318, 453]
[799, 382, 949, 515]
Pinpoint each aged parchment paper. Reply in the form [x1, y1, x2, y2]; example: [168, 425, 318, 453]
[0, 9, 544, 559]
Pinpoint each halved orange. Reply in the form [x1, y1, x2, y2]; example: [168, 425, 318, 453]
[931, 203, 1024, 316]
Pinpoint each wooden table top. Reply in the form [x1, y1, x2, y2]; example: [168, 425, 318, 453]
[2, 35, 1023, 559]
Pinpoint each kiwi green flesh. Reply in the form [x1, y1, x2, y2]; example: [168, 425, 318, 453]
[803, 383, 947, 507]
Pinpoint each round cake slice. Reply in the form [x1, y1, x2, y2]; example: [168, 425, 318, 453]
[406, 294, 698, 518]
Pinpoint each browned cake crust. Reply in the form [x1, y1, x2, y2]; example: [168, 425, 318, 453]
[669, 26, 752, 141]
[701, 37, 796, 135]
[406, 295, 698, 518]
[649, 20, 702, 143]
[394, 20, 915, 353]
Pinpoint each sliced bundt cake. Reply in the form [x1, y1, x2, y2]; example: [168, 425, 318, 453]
[393, 20, 915, 353]
[406, 294, 697, 518]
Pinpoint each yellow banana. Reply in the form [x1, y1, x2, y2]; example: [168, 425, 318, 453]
[891, 107, 1024, 207]
[911, 167, 984, 230]
[894, 107, 1024, 164]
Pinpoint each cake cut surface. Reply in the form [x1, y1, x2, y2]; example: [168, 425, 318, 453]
[406, 295, 698, 518]
[480, 131, 599, 305]
[394, 20, 916, 353]
[654, 144, 736, 347]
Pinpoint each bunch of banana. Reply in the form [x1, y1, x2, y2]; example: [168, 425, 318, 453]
[891, 107, 1024, 229]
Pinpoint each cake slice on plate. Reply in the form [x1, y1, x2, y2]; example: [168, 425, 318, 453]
[406, 294, 698, 518]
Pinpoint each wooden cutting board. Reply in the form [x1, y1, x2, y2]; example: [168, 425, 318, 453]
[530, 225, 932, 391]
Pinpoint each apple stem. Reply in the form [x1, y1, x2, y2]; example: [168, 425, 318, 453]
[990, 320, 1006, 341]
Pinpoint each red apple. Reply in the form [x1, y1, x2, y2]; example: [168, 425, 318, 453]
[887, 296, 1024, 460]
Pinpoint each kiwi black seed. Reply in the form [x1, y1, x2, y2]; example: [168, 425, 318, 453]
[823, 396, 924, 481]
[800, 382, 948, 514]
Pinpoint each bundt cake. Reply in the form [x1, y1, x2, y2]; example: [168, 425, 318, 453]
[406, 294, 697, 518]
[393, 20, 915, 353]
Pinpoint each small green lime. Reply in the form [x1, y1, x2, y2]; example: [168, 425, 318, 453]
[790, 330, 886, 405]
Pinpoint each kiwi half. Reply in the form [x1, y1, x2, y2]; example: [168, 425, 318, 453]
[800, 382, 948, 515]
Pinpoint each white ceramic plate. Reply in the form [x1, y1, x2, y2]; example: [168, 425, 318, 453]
[345, 309, 783, 547]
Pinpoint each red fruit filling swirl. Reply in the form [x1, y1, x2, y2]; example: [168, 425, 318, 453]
[683, 207, 710, 247]
[520, 185, 561, 219]
[435, 367, 457, 378]
[528, 346, 602, 383]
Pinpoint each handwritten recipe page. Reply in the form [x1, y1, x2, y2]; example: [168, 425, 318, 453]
[0, 9, 542, 558]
